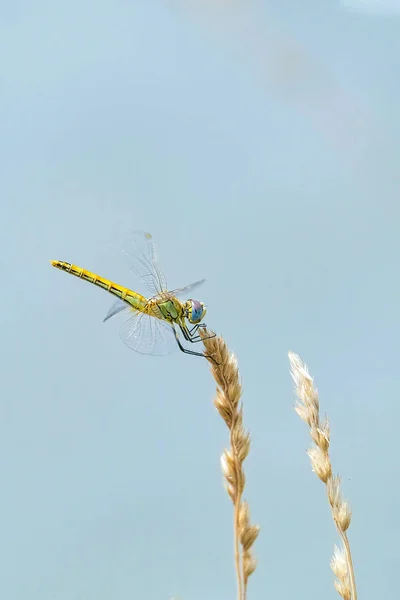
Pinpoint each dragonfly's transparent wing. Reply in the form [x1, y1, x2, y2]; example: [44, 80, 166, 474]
[167, 278, 206, 298]
[119, 311, 177, 356]
[103, 299, 129, 322]
[121, 231, 167, 297]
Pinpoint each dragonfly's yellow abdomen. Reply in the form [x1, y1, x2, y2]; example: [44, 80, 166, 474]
[50, 260, 147, 311]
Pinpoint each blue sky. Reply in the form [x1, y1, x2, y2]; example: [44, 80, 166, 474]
[1, 2, 399, 599]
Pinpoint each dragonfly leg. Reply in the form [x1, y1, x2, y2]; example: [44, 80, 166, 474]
[172, 326, 219, 364]
[191, 330, 216, 342]
[188, 323, 202, 335]
[182, 323, 216, 343]
[172, 326, 207, 358]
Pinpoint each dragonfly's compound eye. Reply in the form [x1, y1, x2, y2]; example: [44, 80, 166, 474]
[188, 299, 206, 323]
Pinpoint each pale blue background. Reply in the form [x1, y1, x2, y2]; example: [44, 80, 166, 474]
[1, 1, 399, 599]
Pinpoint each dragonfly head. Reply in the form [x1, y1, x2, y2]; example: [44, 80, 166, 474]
[185, 299, 206, 324]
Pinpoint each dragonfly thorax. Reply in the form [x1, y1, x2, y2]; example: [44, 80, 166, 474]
[184, 299, 206, 324]
[151, 298, 181, 322]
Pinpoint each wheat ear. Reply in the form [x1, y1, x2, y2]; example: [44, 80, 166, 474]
[288, 351, 357, 600]
[201, 330, 259, 600]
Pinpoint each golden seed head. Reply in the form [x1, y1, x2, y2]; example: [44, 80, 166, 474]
[290, 350, 356, 600]
[203, 330, 259, 591]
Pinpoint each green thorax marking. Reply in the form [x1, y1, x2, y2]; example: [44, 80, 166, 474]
[153, 298, 182, 322]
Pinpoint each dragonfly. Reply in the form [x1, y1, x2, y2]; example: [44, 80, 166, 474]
[50, 231, 216, 361]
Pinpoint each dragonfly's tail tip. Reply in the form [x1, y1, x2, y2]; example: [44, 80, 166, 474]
[50, 259, 57, 267]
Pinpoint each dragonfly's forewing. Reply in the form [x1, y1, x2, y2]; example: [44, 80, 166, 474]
[121, 231, 167, 297]
[150, 279, 206, 303]
[167, 278, 206, 298]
